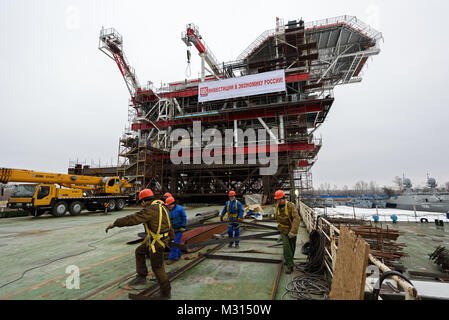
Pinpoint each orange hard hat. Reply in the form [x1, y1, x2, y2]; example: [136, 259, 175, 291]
[165, 196, 175, 206]
[163, 192, 173, 198]
[139, 189, 154, 201]
[228, 191, 236, 197]
[275, 190, 285, 200]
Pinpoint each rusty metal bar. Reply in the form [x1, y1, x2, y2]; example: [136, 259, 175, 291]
[184, 224, 228, 252]
[170, 231, 280, 250]
[270, 262, 284, 300]
[185, 220, 279, 231]
[79, 272, 136, 300]
[204, 254, 282, 264]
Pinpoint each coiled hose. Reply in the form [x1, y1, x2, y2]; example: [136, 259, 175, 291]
[284, 216, 330, 299]
[296, 216, 326, 274]
[282, 273, 330, 300]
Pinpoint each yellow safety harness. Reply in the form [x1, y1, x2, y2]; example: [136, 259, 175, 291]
[226, 200, 239, 218]
[275, 202, 292, 228]
[142, 200, 172, 254]
[226, 200, 240, 229]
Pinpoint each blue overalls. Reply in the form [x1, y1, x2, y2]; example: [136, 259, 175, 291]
[221, 199, 244, 246]
[168, 204, 187, 260]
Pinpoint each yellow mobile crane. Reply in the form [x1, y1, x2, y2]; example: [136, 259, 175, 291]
[0, 168, 132, 217]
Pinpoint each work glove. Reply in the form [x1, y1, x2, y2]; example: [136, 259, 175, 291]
[178, 227, 186, 232]
[105, 223, 115, 233]
[288, 232, 296, 239]
[220, 215, 224, 222]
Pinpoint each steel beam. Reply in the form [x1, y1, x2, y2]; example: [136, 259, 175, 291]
[204, 254, 282, 264]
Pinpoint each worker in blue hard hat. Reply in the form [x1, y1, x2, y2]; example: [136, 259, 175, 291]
[220, 191, 244, 248]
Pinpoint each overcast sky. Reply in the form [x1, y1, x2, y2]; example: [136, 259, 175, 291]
[1, 0, 448, 189]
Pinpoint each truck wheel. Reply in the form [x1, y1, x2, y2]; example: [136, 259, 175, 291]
[52, 201, 68, 217]
[107, 199, 116, 211]
[115, 199, 125, 211]
[69, 201, 83, 216]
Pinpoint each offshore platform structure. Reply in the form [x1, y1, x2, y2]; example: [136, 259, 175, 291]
[99, 16, 382, 203]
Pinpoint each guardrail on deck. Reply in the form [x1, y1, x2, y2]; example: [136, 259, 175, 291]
[298, 201, 419, 300]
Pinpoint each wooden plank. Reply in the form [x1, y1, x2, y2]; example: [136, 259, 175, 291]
[329, 225, 370, 300]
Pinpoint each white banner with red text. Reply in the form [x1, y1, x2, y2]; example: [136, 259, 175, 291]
[198, 69, 286, 102]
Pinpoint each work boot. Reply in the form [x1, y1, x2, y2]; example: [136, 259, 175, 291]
[156, 281, 171, 300]
[235, 244, 240, 249]
[228, 242, 233, 248]
[150, 291, 171, 300]
[285, 267, 293, 274]
[128, 275, 147, 286]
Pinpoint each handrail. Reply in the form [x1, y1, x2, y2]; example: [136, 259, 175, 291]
[236, 15, 383, 62]
[236, 29, 276, 61]
[303, 15, 383, 41]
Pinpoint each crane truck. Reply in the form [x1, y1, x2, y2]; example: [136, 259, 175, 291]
[0, 168, 133, 217]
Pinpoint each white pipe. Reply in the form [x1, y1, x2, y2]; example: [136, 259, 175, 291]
[200, 53, 205, 82]
[258, 117, 279, 144]
[233, 103, 238, 147]
[279, 115, 285, 143]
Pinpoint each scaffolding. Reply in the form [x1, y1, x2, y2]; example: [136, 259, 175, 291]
[97, 16, 382, 203]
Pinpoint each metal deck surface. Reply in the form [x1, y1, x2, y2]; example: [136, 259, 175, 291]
[385, 222, 449, 275]
[0, 205, 309, 300]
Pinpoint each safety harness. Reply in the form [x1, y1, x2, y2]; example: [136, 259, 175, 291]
[226, 200, 240, 229]
[142, 200, 172, 254]
[226, 200, 239, 218]
[275, 202, 292, 229]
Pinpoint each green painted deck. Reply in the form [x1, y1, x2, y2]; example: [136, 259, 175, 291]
[378, 222, 449, 276]
[0, 206, 309, 300]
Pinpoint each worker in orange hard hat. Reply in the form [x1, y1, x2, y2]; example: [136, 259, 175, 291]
[165, 196, 187, 265]
[275, 190, 285, 200]
[105, 188, 174, 299]
[220, 190, 244, 248]
[274, 190, 301, 274]
[160, 192, 173, 203]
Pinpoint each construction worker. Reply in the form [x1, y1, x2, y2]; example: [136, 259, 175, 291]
[105, 188, 174, 299]
[160, 192, 173, 203]
[220, 190, 244, 248]
[274, 190, 301, 274]
[165, 196, 187, 265]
